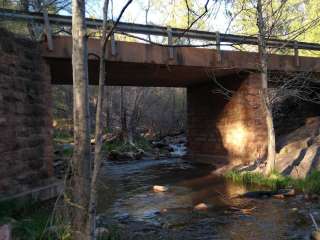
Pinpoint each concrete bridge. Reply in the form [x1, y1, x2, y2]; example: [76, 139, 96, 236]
[1, 9, 320, 197]
[44, 36, 320, 86]
[42, 36, 320, 167]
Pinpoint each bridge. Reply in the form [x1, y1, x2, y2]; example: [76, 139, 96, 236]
[1, 8, 320, 197]
[44, 36, 320, 86]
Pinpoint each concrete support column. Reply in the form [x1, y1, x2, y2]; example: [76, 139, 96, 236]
[0, 28, 54, 196]
[187, 72, 268, 168]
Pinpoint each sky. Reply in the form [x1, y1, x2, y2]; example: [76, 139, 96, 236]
[74, 0, 236, 51]
[86, 0, 231, 33]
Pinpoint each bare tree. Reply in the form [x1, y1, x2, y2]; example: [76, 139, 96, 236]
[70, 0, 91, 238]
[120, 86, 128, 142]
[256, 0, 276, 174]
[88, 1, 132, 239]
[88, 0, 109, 239]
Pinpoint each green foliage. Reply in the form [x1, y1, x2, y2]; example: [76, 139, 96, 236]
[225, 170, 292, 190]
[53, 130, 73, 144]
[0, 200, 74, 240]
[0, 200, 51, 240]
[0, 199, 128, 240]
[225, 170, 320, 194]
[98, 225, 122, 240]
[303, 171, 320, 194]
[103, 136, 152, 153]
[133, 136, 152, 152]
[230, 0, 320, 56]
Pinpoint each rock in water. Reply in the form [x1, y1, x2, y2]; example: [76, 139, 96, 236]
[95, 227, 109, 238]
[153, 185, 168, 192]
[272, 194, 285, 199]
[311, 230, 320, 240]
[194, 203, 208, 211]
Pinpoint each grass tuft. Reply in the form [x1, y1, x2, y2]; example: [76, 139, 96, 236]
[225, 170, 320, 194]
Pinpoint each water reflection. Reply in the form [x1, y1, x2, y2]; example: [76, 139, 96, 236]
[97, 158, 311, 240]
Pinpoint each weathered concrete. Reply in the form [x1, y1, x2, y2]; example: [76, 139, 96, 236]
[42, 36, 320, 87]
[187, 73, 268, 166]
[0, 29, 53, 197]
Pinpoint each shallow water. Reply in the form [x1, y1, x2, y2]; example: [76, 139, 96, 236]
[97, 158, 314, 240]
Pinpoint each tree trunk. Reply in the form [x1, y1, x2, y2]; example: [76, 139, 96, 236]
[264, 99, 276, 174]
[120, 86, 128, 142]
[256, 0, 276, 175]
[70, 0, 91, 238]
[88, 1, 110, 239]
[105, 86, 112, 130]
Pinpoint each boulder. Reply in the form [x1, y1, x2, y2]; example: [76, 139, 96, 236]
[278, 116, 320, 150]
[274, 116, 320, 178]
[275, 138, 310, 174]
[108, 150, 135, 161]
[291, 144, 320, 179]
[133, 149, 144, 160]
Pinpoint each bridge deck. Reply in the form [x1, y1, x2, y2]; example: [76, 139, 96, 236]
[42, 36, 320, 87]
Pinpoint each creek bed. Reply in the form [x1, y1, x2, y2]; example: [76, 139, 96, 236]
[97, 158, 318, 240]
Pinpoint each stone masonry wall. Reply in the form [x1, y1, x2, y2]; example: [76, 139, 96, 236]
[0, 28, 53, 197]
[187, 73, 268, 168]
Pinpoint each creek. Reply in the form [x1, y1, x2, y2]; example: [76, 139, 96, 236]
[97, 158, 316, 240]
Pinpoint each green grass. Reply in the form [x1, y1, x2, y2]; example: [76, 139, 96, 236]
[0, 200, 53, 240]
[0, 200, 74, 240]
[53, 131, 73, 144]
[0, 200, 128, 240]
[225, 170, 320, 194]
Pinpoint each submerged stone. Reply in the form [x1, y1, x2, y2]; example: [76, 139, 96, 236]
[194, 203, 208, 211]
[153, 185, 168, 192]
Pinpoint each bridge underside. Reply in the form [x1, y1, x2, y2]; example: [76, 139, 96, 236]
[48, 59, 240, 87]
[41, 36, 320, 166]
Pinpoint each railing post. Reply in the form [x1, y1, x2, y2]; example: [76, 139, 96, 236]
[216, 31, 221, 63]
[43, 7, 53, 51]
[167, 27, 174, 59]
[294, 41, 299, 67]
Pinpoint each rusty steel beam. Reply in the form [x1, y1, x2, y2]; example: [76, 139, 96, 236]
[1, 8, 320, 51]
